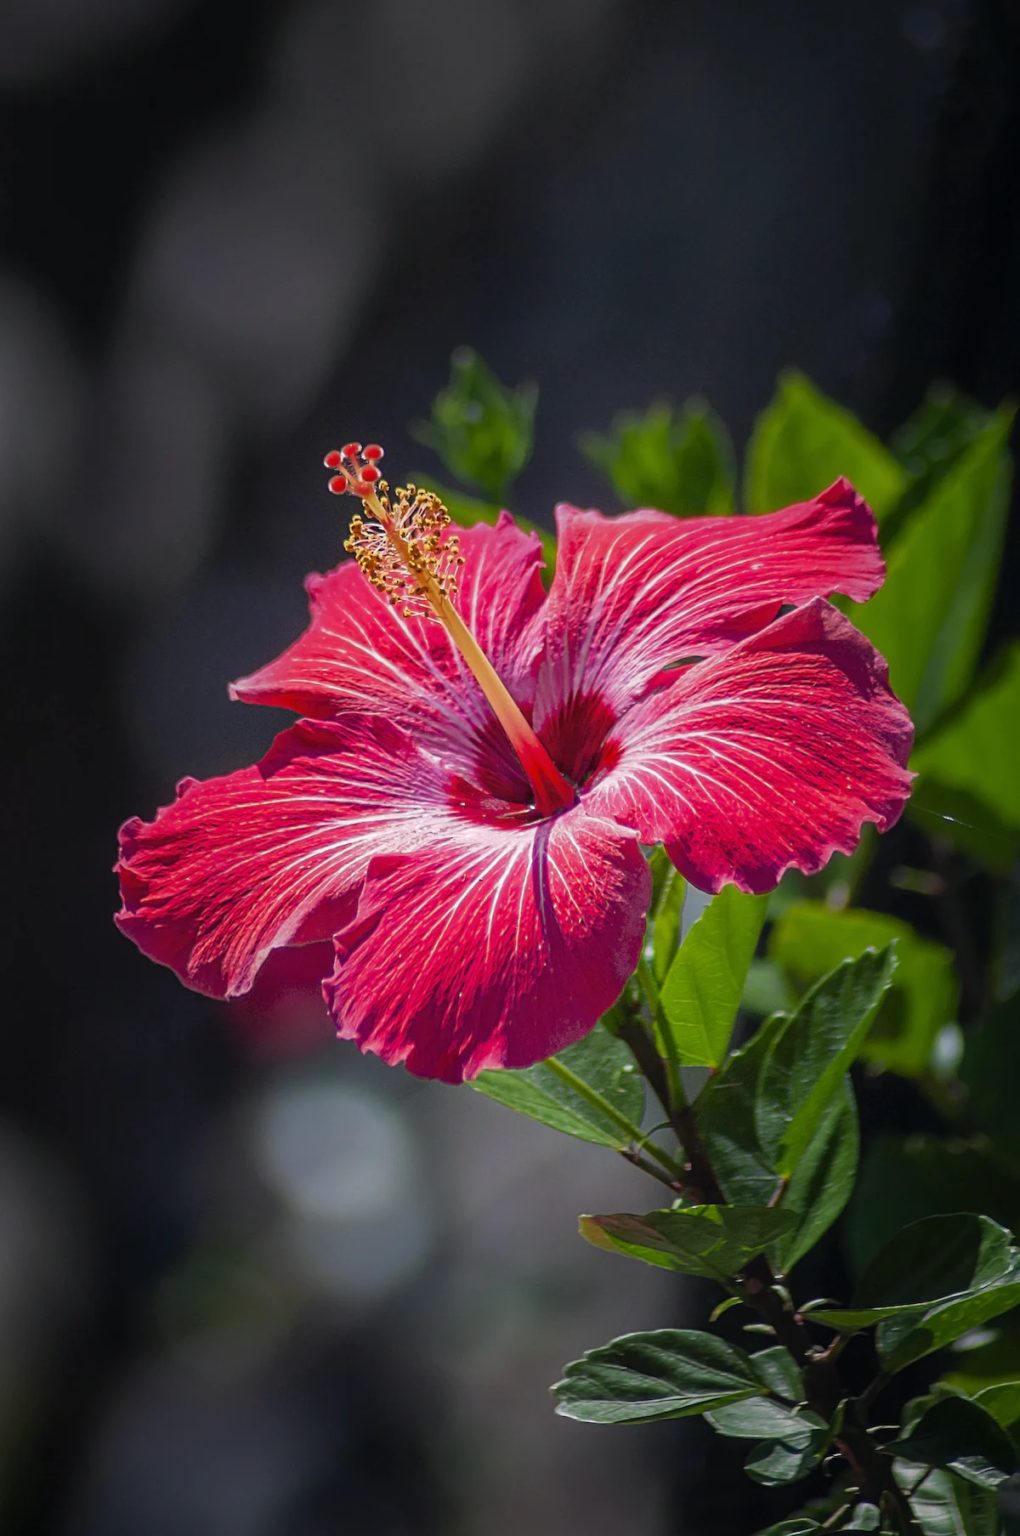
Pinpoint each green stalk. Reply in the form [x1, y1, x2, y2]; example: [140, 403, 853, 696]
[543, 1057, 685, 1181]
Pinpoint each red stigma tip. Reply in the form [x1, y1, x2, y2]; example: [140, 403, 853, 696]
[361, 464, 380, 483]
[363, 443, 384, 461]
[327, 474, 348, 495]
[323, 449, 343, 469]
[342, 441, 362, 460]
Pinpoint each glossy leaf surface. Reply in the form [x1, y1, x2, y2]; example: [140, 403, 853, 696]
[745, 371, 906, 519]
[659, 886, 769, 1067]
[553, 1329, 763, 1425]
[472, 1025, 643, 1148]
[755, 948, 895, 1177]
[579, 1204, 796, 1280]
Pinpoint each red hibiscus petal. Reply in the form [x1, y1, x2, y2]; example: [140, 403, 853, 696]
[324, 808, 650, 1084]
[230, 515, 546, 764]
[535, 479, 884, 721]
[116, 716, 452, 998]
[585, 598, 914, 894]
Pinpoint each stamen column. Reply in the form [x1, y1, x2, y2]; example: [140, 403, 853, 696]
[325, 443, 576, 817]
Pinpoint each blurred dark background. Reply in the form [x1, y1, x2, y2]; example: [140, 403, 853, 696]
[1, 1, 1019, 1533]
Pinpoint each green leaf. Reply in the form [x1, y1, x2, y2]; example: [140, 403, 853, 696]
[811, 1210, 1020, 1370]
[772, 1079, 859, 1272]
[891, 384, 991, 477]
[745, 371, 907, 519]
[579, 399, 736, 516]
[579, 1204, 797, 1281]
[769, 904, 958, 1078]
[911, 643, 1020, 866]
[415, 475, 557, 569]
[878, 1263, 1020, 1373]
[695, 1006, 859, 1270]
[855, 406, 1014, 735]
[847, 1135, 1020, 1276]
[751, 1346, 803, 1402]
[811, 1213, 1020, 1335]
[706, 1397, 824, 1442]
[411, 347, 537, 502]
[898, 1465, 1002, 1536]
[744, 1427, 829, 1486]
[973, 1382, 1020, 1436]
[890, 1396, 1018, 1488]
[658, 887, 769, 1067]
[843, 1507, 881, 1532]
[552, 1328, 763, 1425]
[882, 386, 994, 549]
[756, 949, 896, 1177]
[697, 1012, 789, 1205]
[472, 1024, 643, 1148]
[753, 1523, 821, 1536]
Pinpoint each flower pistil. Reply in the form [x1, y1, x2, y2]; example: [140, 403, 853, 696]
[325, 442, 575, 817]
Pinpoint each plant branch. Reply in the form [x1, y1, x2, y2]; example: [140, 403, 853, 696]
[618, 1145, 684, 1190]
[618, 1010, 922, 1535]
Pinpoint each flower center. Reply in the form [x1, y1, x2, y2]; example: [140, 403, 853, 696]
[324, 442, 576, 817]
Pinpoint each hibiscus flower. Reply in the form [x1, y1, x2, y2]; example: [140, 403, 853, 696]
[116, 445, 913, 1083]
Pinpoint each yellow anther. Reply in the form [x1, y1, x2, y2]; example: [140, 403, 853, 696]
[344, 483, 463, 623]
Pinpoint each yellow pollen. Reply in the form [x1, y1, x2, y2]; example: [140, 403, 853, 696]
[325, 440, 576, 816]
[343, 482, 465, 622]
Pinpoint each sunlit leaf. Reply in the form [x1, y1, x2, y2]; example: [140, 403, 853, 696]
[972, 1382, 1020, 1437]
[411, 346, 537, 502]
[580, 399, 736, 516]
[697, 1013, 788, 1206]
[658, 886, 769, 1067]
[695, 1008, 859, 1272]
[855, 406, 1014, 735]
[472, 1024, 643, 1148]
[745, 371, 907, 518]
[579, 1204, 796, 1281]
[756, 948, 895, 1177]
[771, 1081, 859, 1272]
[891, 384, 991, 477]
